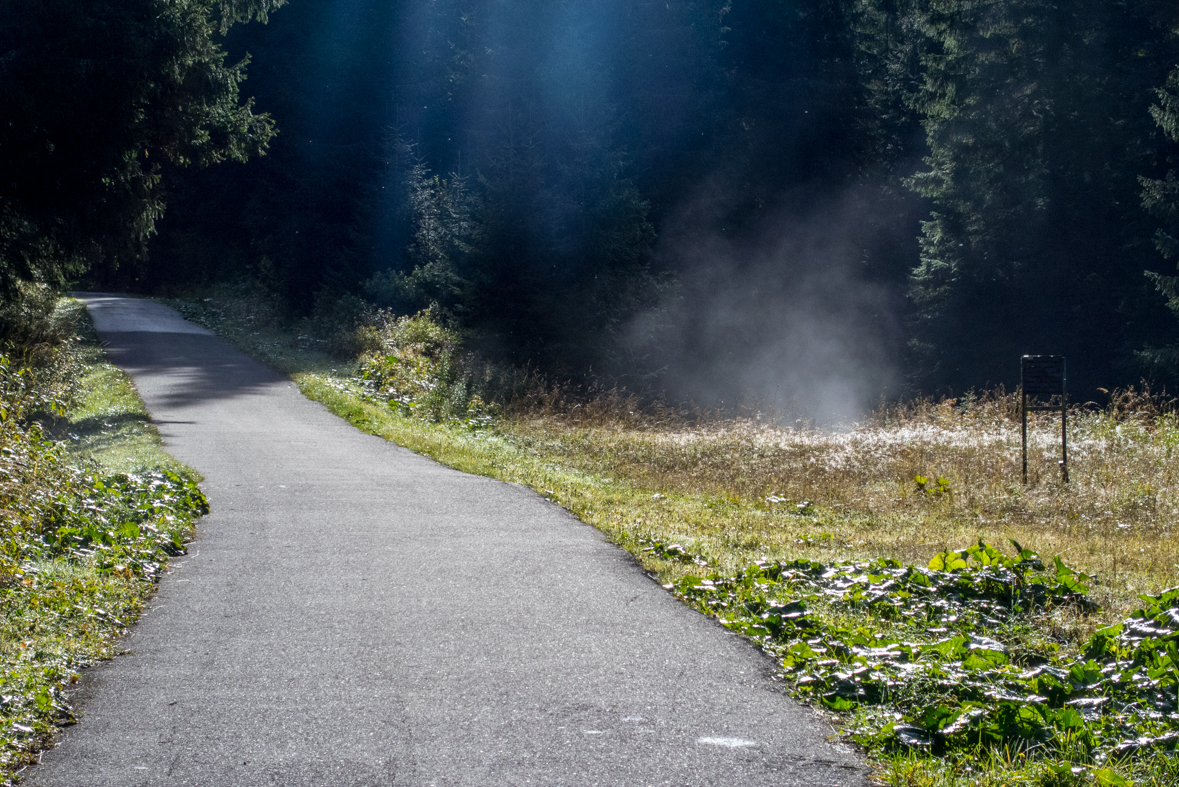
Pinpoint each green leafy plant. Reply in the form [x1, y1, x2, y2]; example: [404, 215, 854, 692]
[668, 541, 1166, 776]
[0, 330, 207, 785]
[359, 308, 490, 426]
[914, 475, 952, 499]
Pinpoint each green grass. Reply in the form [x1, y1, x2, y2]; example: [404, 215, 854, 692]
[165, 285, 1179, 786]
[0, 299, 205, 785]
[55, 304, 193, 476]
[0, 559, 156, 782]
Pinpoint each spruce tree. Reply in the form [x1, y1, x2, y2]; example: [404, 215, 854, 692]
[0, 0, 283, 295]
[903, 0, 1177, 390]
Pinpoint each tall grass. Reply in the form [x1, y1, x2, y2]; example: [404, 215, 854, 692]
[498, 388, 1179, 616]
[165, 285, 1179, 786]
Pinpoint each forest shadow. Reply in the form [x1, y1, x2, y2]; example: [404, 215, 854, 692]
[96, 331, 290, 409]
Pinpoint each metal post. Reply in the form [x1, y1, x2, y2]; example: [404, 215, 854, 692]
[1020, 355, 1066, 486]
[1021, 382, 1028, 485]
[1061, 382, 1069, 483]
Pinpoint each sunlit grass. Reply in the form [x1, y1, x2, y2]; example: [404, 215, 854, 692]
[497, 392, 1179, 620]
[875, 748, 1179, 787]
[0, 299, 201, 785]
[164, 285, 1179, 786]
[61, 356, 192, 476]
[0, 557, 152, 778]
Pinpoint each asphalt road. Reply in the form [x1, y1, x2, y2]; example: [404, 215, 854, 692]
[27, 295, 868, 787]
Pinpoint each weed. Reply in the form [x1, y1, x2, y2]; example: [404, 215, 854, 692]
[0, 300, 206, 785]
[0, 283, 78, 367]
[666, 540, 1179, 775]
[163, 286, 1179, 786]
[357, 307, 489, 424]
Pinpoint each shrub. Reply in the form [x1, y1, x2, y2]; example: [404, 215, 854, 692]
[0, 284, 77, 365]
[359, 307, 489, 425]
[0, 351, 204, 587]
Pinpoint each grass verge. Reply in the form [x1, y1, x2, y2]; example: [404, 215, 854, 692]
[0, 299, 206, 785]
[167, 284, 1179, 786]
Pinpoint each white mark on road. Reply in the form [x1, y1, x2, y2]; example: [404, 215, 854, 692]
[697, 736, 757, 748]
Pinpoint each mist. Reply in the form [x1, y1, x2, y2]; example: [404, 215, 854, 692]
[630, 188, 907, 422]
[146, 1, 1179, 398]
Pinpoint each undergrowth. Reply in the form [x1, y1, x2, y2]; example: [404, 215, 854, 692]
[164, 284, 1179, 786]
[0, 299, 206, 785]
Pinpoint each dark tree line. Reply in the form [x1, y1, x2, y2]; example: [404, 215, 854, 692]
[892, 0, 1179, 390]
[6, 1, 1179, 398]
[0, 0, 284, 296]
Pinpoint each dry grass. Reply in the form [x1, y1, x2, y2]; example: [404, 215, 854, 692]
[500, 387, 1179, 618]
[162, 287, 1179, 784]
[168, 285, 1179, 619]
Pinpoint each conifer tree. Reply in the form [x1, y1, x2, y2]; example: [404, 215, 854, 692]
[0, 0, 283, 295]
[902, 0, 1177, 389]
[1140, 38, 1179, 374]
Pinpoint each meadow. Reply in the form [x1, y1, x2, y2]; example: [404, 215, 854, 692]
[170, 284, 1179, 786]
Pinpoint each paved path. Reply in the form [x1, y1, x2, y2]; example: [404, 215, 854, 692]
[28, 295, 867, 787]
